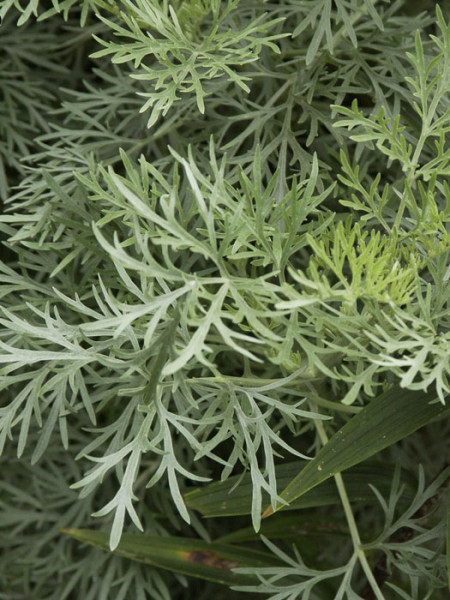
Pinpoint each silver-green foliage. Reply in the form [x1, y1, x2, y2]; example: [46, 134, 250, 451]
[0, 1, 449, 599]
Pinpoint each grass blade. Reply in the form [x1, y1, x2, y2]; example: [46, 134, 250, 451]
[215, 512, 348, 544]
[262, 387, 449, 517]
[60, 529, 281, 586]
[185, 460, 417, 517]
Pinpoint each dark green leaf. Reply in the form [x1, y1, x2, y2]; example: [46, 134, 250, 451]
[60, 529, 281, 586]
[185, 460, 417, 517]
[215, 512, 348, 544]
[263, 387, 448, 517]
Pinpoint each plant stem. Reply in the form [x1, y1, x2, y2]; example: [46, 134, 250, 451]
[305, 393, 362, 414]
[312, 404, 386, 600]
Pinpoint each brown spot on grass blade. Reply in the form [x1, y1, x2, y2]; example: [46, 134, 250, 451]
[262, 504, 276, 518]
[183, 550, 240, 570]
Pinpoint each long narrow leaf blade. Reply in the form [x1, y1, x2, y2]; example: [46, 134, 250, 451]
[215, 512, 348, 544]
[185, 460, 417, 517]
[61, 529, 280, 586]
[263, 387, 449, 517]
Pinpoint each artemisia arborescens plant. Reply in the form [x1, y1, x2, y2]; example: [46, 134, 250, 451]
[0, 1, 449, 598]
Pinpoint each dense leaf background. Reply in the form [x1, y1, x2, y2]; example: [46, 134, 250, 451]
[0, 1, 449, 599]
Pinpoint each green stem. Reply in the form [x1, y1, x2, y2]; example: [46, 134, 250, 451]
[305, 393, 361, 414]
[312, 405, 385, 600]
[169, 373, 322, 387]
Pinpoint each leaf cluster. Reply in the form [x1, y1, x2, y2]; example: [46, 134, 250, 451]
[0, 1, 449, 599]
